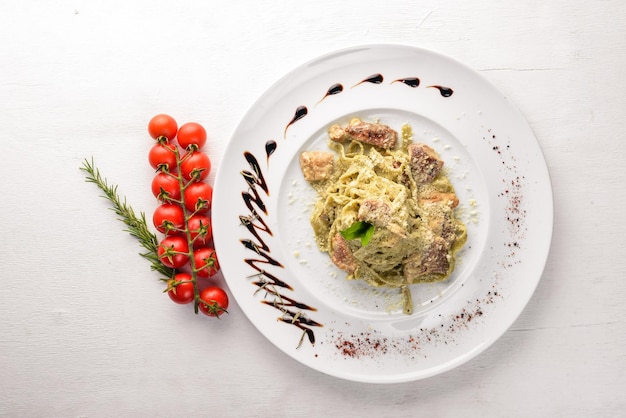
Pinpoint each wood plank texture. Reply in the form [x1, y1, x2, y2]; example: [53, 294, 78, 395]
[1, 1, 624, 416]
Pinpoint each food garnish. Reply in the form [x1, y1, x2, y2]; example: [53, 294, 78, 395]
[81, 114, 228, 317]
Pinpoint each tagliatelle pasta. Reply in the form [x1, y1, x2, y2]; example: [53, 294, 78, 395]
[300, 118, 467, 314]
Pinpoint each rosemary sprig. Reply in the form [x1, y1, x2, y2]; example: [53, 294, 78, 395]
[80, 157, 175, 279]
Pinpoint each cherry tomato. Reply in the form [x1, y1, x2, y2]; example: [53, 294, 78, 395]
[166, 273, 195, 304]
[194, 247, 219, 278]
[184, 182, 212, 213]
[157, 235, 189, 269]
[177, 122, 207, 149]
[153, 203, 185, 234]
[187, 214, 213, 248]
[148, 142, 177, 170]
[148, 114, 178, 140]
[151, 172, 181, 202]
[180, 150, 211, 182]
[198, 286, 228, 317]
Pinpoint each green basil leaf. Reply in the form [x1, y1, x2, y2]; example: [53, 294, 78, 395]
[340, 221, 375, 246]
[340, 221, 368, 240]
[361, 223, 375, 246]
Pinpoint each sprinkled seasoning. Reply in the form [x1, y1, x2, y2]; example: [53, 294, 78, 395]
[500, 175, 526, 237]
[483, 128, 528, 268]
[335, 332, 389, 358]
[326, 290, 502, 359]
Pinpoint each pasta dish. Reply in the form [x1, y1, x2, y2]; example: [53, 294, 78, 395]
[300, 118, 467, 314]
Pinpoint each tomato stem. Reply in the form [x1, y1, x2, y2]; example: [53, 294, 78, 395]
[196, 297, 228, 318]
[172, 147, 203, 314]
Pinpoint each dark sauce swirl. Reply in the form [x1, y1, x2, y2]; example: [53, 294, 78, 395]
[238, 150, 322, 347]
[265, 140, 277, 161]
[354, 73, 383, 87]
[283, 106, 308, 138]
[393, 77, 421, 88]
[318, 83, 344, 104]
[428, 85, 454, 97]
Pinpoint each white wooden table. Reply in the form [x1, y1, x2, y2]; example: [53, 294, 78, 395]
[1, 1, 624, 416]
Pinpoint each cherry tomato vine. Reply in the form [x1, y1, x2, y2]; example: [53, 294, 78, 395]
[81, 114, 228, 318]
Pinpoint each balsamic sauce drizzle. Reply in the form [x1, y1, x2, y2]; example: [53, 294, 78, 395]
[392, 77, 420, 88]
[353, 73, 383, 87]
[265, 140, 277, 162]
[239, 150, 321, 347]
[283, 106, 308, 138]
[428, 85, 454, 97]
[284, 75, 452, 139]
[317, 83, 344, 104]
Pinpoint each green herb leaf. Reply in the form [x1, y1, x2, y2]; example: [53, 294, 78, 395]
[361, 222, 375, 246]
[340, 221, 375, 246]
[80, 157, 175, 279]
[340, 221, 369, 240]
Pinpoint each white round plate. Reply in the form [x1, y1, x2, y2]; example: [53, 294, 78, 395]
[213, 44, 553, 383]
